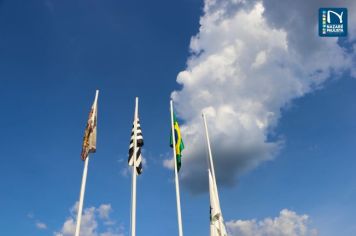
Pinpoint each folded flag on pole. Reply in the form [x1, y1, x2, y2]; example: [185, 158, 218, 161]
[170, 113, 184, 172]
[209, 169, 227, 236]
[81, 91, 98, 161]
[128, 117, 144, 175]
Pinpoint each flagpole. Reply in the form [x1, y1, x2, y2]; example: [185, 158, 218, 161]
[75, 155, 89, 236]
[170, 100, 183, 236]
[131, 97, 139, 236]
[202, 113, 219, 201]
[203, 113, 225, 236]
[75, 90, 99, 236]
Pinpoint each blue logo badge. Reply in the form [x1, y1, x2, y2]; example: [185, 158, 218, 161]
[319, 8, 347, 37]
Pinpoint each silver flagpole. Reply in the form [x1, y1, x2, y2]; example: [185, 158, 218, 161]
[202, 113, 220, 203]
[131, 97, 139, 236]
[170, 100, 184, 236]
[75, 90, 99, 236]
[203, 113, 225, 236]
[74, 155, 89, 236]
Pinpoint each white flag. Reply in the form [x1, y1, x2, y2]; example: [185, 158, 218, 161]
[209, 169, 227, 236]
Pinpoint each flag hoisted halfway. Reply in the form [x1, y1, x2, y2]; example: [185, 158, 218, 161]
[81, 93, 98, 161]
[209, 169, 227, 236]
[128, 114, 144, 174]
[170, 113, 184, 172]
[203, 113, 227, 236]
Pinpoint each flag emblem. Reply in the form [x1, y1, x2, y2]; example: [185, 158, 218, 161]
[81, 92, 98, 161]
[170, 113, 184, 172]
[128, 117, 144, 175]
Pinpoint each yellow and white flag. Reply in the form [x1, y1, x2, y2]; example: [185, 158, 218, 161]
[81, 90, 99, 161]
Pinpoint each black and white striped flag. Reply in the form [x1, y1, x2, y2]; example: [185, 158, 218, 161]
[128, 117, 144, 175]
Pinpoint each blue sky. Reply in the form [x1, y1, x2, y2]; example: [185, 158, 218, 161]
[0, 0, 355, 236]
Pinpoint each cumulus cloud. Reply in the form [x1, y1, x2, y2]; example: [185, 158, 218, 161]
[170, 0, 356, 193]
[54, 202, 124, 236]
[226, 209, 318, 236]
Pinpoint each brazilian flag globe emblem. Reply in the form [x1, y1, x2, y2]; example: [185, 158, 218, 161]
[170, 113, 185, 172]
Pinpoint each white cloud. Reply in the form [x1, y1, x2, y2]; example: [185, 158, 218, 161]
[36, 222, 48, 230]
[170, 0, 355, 193]
[54, 202, 124, 236]
[163, 158, 174, 170]
[226, 209, 318, 236]
[97, 204, 112, 220]
[27, 212, 34, 219]
[99, 233, 124, 236]
[27, 212, 48, 231]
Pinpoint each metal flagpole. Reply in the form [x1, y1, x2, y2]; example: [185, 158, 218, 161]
[131, 97, 139, 236]
[202, 113, 220, 203]
[75, 155, 89, 236]
[203, 113, 224, 236]
[170, 100, 183, 236]
[75, 90, 99, 236]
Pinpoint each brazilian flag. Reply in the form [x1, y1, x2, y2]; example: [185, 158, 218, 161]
[170, 113, 185, 172]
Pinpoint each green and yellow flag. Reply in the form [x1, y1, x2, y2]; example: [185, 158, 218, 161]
[170, 113, 185, 172]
